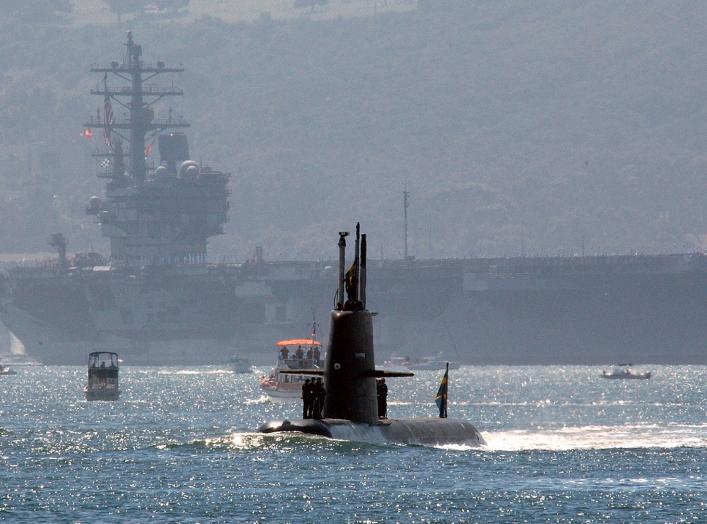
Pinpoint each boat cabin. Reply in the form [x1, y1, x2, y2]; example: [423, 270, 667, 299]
[85, 351, 120, 400]
[276, 338, 323, 369]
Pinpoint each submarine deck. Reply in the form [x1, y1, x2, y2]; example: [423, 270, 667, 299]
[258, 417, 486, 447]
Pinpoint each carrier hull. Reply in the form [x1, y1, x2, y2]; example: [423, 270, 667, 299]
[3, 253, 707, 365]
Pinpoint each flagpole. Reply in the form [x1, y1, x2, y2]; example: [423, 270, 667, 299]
[443, 362, 449, 418]
[435, 362, 449, 419]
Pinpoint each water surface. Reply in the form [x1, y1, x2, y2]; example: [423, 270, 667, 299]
[1, 365, 705, 522]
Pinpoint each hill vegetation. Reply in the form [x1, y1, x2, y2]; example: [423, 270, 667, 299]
[1, 1, 707, 260]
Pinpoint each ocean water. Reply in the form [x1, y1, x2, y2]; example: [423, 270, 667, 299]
[1, 365, 705, 523]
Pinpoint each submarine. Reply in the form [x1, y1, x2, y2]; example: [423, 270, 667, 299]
[258, 224, 485, 447]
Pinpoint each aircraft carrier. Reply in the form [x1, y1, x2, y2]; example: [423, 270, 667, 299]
[1, 34, 706, 365]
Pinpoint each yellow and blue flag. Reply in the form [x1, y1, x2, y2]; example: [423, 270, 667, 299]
[435, 363, 449, 418]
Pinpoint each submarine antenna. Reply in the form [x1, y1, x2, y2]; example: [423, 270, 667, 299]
[337, 231, 349, 310]
[361, 233, 367, 309]
[354, 222, 361, 303]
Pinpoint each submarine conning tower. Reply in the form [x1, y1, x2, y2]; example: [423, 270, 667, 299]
[323, 223, 379, 423]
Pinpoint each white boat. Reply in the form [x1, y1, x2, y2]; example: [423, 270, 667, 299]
[84, 351, 121, 400]
[380, 355, 411, 372]
[407, 355, 460, 371]
[600, 365, 651, 380]
[0, 363, 17, 375]
[259, 332, 324, 400]
[381, 354, 460, 372]
[228, 353, 254, 374]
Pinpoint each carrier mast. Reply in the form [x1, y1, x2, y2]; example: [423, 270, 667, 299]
[85, 31, 188, 184]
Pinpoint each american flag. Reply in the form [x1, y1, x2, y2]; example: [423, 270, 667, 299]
[103, 73, 113, 150]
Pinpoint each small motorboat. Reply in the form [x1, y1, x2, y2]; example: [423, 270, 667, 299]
[259, 323, 324, 400]
[380, 355, 411, 372]
[407, 355, 460, 371]
[84, 351, 121, 401]
[228, 353, 254, 374]
[600, 365, 651, 380]
[0, 363, 17, 376]
[381, 354, 460, 372]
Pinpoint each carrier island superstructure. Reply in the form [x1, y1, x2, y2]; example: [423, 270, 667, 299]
[1, 34, 707, 365]
[85, 31, 228, 268]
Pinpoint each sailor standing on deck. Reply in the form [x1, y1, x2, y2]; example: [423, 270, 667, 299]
[377, 378, 388, 418]
[313, 378, 326, 419]
[302, 378, 313, 419]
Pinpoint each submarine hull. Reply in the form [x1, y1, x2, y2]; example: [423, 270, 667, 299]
[258, 418, 485, 447]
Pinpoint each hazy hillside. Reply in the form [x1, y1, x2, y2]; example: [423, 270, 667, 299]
[1, 1, 707, 260]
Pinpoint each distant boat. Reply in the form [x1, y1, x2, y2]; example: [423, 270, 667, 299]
[407, 355, 460, 371]
[380, 355, 411, 372]
[228, 353, 254, 374]
[0, 363, 17, 375]
[84, 352, 121, 400]
[600, 365, 651, 380]
[381, 354, 460, 372]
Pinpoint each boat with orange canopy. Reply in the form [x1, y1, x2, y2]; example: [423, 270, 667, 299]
[259, 325, 324, 400]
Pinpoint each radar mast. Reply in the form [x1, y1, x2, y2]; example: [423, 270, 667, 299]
[85, 31, 188, 184]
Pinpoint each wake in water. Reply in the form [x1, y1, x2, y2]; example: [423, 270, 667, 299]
[157, 423, 707, 454]
[245, 395, 271, 405]
[479, 423, 707, 451]
[156, 369, 233, 375]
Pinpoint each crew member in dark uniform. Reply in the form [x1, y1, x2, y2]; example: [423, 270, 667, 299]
[302, 378, 313, 418]
[313, 378, 326, 419]
[377, 378, 388, 419]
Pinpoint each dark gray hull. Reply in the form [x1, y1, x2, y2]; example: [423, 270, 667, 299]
[258, 418, 485, 447]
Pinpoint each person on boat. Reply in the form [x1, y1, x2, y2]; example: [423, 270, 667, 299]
[306, 346, 313, 364]
[280, 347, 289, 361]
[312, 346, 321, 365]
[302, 378, 313, 419]
[377, 378, 388, 419]
[313, 378, 326, 419]
[295, 345, 304, 361]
